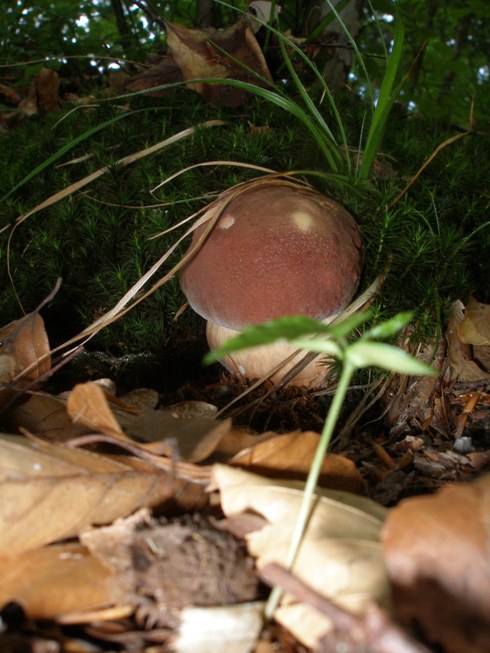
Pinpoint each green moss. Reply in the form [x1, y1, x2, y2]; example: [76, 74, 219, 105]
[1, 87, 489, 374]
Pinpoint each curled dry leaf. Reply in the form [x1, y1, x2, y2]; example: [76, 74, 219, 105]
[34, 67, 61, 113]
[230, 430, 365, 493]
[0, 310, 51, 408]
[165, 18, 272, 107]
[67, 382, 126, 438]
[456, 298, 490, 375]
[381, 474, 490, 653]
[447, 300, 490, 382]
[0, 434, 180, 553]
[457, 298, 490, 346]
[213, 465, 389, 648]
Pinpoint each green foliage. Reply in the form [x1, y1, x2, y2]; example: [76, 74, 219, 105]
[214, 0, 406, 184]
[1, 0, 489, 368]
[396, 0, 490, 123]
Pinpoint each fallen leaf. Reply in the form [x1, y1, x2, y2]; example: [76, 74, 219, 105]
[381, 474, 490, 653]
[67, 382, 126, 438]
[122, 408, 232, 461]
[0, 543, 112, 619]
[67, 382, 233, 463]
[213, 425, 267, 459]
[457, 298, 490, 346]
[165, 18, 272, 107]
[248, 1, 281, 31]
[0, 434, 180, 553]
[0, 310, 51, 389]
[35, 67, 60, 113]
[231, 430, 364, 493]
[6, 392, 88, 440]
[447, 300, 490, 382]
[123, 52, 184, 96]
[213, 465, 388, 648]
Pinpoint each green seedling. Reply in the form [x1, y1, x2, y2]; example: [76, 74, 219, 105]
[205, 309, 437, 616]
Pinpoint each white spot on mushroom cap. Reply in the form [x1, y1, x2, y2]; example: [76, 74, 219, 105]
[291, 210, 314, 233]
[218, 215, 235, 230]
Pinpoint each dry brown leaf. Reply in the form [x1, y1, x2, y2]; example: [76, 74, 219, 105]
[381, 474, 490, 653]
[231, 431, 364, 493]
[0, 434, 178, 553]
[35, 67, 61, 113]
[457, 298, 490, 346]
[213, 465, 388, 648]
[122, 408, 232, 462]
[67, 382, 127, 438]
[67, 383, 232, 463]
[213, 425, 266, 459]
[457, 298, 490, 374]
[165, 18, 272, 107]
[5, 392, 88, 440]
[0, 310, 50, 390]
[123, 52, 184, 96]
[447, 300, 490, 382]
[0, 543, 112, 619]
[248, 1, 281, 31]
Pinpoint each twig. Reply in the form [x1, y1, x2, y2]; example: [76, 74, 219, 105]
[259, 562, 433, 653]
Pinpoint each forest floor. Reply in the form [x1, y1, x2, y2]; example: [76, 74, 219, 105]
[1, 33, 489, 653]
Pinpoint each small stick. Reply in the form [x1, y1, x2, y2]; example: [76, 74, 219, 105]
[259, 562, 433, 653]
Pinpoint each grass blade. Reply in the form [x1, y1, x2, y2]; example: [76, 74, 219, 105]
[1, 108, 149, 204]
[358, 15, 405, 181]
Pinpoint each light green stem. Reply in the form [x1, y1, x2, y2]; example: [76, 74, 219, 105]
[264, 360, 356, 618]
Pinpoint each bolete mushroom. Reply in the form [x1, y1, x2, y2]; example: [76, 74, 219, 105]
[179, 181, 363, 386]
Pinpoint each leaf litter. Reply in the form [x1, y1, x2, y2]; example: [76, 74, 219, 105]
[0, 292, 489, 652]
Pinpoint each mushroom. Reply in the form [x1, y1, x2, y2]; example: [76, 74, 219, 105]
[179, 181, 363, 386]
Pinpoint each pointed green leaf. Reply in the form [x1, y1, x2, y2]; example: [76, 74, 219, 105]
[289, 337, 342, 358]
[327, 310, 372, 339]
[363, 311, 414, 340]
[346, 342, 438, 376]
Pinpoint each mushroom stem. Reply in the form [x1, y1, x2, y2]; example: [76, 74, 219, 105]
[206, 321, 329, 387]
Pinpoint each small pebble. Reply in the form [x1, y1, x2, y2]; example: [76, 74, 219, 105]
[453, 436, 474, 454]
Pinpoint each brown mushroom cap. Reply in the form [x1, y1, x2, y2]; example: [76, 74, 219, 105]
[180, 184, 363, 331]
